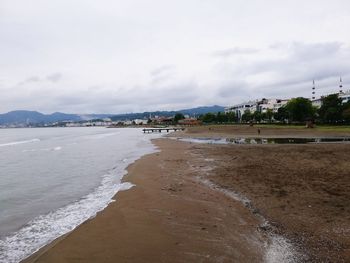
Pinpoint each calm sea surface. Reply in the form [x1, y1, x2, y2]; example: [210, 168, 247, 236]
[0, 127, 160, 263]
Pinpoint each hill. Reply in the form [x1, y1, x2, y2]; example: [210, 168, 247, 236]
[0, 106, 225, 126]
[110, 105, 225, 121]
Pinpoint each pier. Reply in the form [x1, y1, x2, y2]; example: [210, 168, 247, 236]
[143, 128, 185, 133]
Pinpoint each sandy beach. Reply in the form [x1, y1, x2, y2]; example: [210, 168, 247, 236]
[23, 125, 350, 263]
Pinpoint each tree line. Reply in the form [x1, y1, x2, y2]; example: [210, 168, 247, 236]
[198, 94, 350, 124]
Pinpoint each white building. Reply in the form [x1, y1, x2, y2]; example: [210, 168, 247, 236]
[225, 100, 257, 119]
[133, 119, 148, 125]
[311, 98, 323, 108]
[257, 98, 289, 113]
[225, 98, 289, 119]
[340, 90, 350, 104]
[312, 90, 350, 108]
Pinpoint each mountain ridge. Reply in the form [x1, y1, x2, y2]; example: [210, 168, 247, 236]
[0, 105, 225, 126]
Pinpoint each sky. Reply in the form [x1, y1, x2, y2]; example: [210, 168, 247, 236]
[1, 0, 350, 114]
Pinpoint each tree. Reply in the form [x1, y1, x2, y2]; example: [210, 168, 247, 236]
[216, 112, 228, 123]
[266, 109, 274, 123]
[253, 111, 262, 122]
[318, 94, 343, 123]
[201, 113, 216, 123]
[342, 102, 350, 123]
[241, 110, 253, 122]
[226, 112, 237, 123]
[285, 97, 315, 122]
[274, 106, 289, 122]
[174, 113, 185, 124]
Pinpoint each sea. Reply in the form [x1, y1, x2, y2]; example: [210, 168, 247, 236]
[0, 127, 160, 263]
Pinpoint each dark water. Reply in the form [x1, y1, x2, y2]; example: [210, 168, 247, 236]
[179, 137, 350, 145]
[226, 137, 350, 144]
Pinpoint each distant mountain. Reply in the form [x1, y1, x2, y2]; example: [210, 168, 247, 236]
[110, 105, 225, 121]
[0, 111, 111, 126]
[180, 105, 225, 115]
[0, 105, 225, 126]
[0, 111, 77, 125]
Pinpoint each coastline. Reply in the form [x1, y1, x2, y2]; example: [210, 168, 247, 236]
[22, 125, 350, 262]
[22, 138, 273, 263]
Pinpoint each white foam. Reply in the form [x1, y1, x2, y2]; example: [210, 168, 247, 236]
[0, 173, 133, 263]
[198, 178, 299, 263]
[0, 139, 40, 147]
[179, 138, 227, 144]
[265, 235, 298, 263]
[53, 146, 62, 151]
[0, 131, 160, 263]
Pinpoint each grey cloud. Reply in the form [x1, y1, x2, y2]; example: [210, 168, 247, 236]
[26, 76, 40, 82]
[46, 73, 63, 83]
[151, 65, 176, 77]
[212, 47, 259, 58]
[1, 0, 350, 113]
[211, 42, 350, 104]
[217, 81, 251, 98]
[289, 42, 343, 60]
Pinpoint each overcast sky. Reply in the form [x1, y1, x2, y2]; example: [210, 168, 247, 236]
[1, 0, 350, 114]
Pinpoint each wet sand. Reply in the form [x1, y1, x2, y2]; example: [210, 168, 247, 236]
[23, 125, 350, 262]
[172, 125, 350, 262]
[24, 139, 270, 263]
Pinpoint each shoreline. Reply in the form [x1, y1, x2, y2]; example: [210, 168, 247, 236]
[22, 125, 350, 262]
[22, 138, 276, 263]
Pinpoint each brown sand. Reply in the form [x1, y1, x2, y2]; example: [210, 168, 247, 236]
[23, 125, 350, 263]
[179, 124, 350, 138]
[173, 125, 350, 262]
[24, 139, 268, 263]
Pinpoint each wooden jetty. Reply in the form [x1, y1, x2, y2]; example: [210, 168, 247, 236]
[143, 127, 185, 133]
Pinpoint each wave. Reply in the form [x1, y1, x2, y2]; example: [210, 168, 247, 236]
[53, 146, 62, 151]
[0, 129, 161, 263]
[0, 172, 133, 263]
[0, 139, 40, 147]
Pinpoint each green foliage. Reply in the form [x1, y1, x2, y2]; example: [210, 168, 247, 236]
[253, 111, 262, 122]
[266, 109, 274, 122]
[201, 113, 217, 123]
[273, 106, 289, 122]
[226, 112, 237, 122]
[241, 110, 253, 122]
[199, 111, 237, 123]
[216, 112, 227, 123]
[174, 113, 185, 123]
[285, 97, 315, 122]
[342, 102, 350, 122]
[318, 94, 343, 123]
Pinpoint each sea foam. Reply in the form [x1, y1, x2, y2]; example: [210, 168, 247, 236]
[0, 129, 160, 263]
[0, 172, 133, 263]
[0, 139, 40, 147]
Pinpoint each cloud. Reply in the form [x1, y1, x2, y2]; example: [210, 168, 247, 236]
[46, 73, 63, 83]
[1, 1, 350, 113]
[212, 47, 259, 57]
[150, 65, 176, 77]
[25, 76, 40, 82]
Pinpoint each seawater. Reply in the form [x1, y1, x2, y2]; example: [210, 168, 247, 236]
[0, 127, 160, 263]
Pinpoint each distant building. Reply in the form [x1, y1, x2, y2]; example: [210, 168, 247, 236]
[225, 98, 289, 120]
[311, 78, 349, 108]
[256, 98, 289, 113]
[133, 119, 148, 125]
[311, 98, 323, 108]
[340, 90, 350, 104]
[225, 100, 257, 119]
